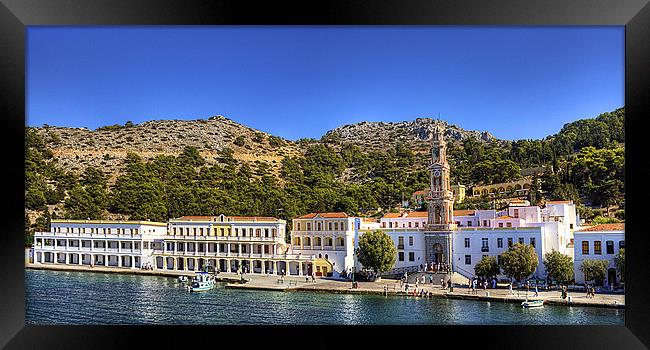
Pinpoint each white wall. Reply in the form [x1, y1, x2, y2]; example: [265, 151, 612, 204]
[453, 227, 546, 279]
[573, 232, 625, 285]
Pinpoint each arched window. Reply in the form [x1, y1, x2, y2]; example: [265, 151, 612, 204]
[315, 237, 322, 246]
[325, 237, 333, 246]
[434, 206, 442, 224]
[305, 237, 311, 246]
[336, 237, 345, 246]
[294, 237, 301, 245]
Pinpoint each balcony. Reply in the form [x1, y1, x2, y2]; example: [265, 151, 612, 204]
[481, 246, 490, 252]
[168, 235, 280, 242]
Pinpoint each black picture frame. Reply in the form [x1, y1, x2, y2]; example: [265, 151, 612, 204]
[1, 0, 649, 349]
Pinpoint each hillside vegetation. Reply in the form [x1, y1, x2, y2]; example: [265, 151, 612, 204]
[25, 107, 624, 245]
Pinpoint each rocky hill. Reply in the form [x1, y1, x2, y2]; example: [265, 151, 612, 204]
[30, 115, 500, 184]
[323, 118, 501, 152]
[32, 116, 301, 184]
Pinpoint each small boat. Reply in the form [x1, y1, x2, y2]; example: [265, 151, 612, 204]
[187, 272, 215, 292]
[521, 299, 544, 308]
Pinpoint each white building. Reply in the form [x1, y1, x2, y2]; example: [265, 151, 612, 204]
[290, 212, 357, 277]
[573, 223, 625, 286]
[33, 219, 168, 269]
[453, 209, 497, 228]
[155, 215, 314, 276]
[452, 201, 578, 280]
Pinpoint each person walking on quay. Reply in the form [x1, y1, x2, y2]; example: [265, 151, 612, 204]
[509, 282, 514, 295]
[534, 285, 539, 297]
[429, 274, 434, 284]
[441, 278, 445, 289]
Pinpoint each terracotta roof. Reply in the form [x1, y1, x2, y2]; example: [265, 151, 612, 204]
[297, 212, 348, 219]
[382, 212, 403, 219]
[412, 190, 428, 196]
[546, 200, 574, 204]
[453, 210, 475, 216]
[495, 215, 513, 219]
[405, 211, 428, 218]
[577, 223, 625, 232]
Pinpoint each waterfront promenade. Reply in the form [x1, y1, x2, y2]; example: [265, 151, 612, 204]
[26, 263, 624, 309]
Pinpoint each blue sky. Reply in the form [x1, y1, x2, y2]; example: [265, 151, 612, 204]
[26, 26, 624, 141]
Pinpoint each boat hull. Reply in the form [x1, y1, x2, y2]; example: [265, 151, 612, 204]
[521, 300, 544, 308]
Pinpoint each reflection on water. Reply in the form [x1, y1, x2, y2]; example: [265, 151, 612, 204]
[26, 270, 624, 325]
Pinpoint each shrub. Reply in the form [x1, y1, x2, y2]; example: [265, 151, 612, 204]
[234, 136, 245, 147]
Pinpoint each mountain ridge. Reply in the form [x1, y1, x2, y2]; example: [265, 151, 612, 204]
[30, 115, 499, 183]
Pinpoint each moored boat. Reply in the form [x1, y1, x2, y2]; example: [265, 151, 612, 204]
[521, 299, 544, 308]
[187, 272, 215, 292]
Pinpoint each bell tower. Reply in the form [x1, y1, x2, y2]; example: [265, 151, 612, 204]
[426, 124, 455, 230]
[424, 123, 455, 269]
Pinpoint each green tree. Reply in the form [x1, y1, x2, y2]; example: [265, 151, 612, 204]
[234, 135, 245, 147]
[355, 230, 396, 273]
[528, 175, 541, 205]
[474, 256, 500, 278]
[500, 243, 539, 283]
[64, 167, 109, 220]
[614, 248, 625, 282]
[268, 135, 285, 148]
[24, 214, 33, 247]
[543, 250, 574, 285]
[178, 146, 205, 167]
[579, 259, 608, 286]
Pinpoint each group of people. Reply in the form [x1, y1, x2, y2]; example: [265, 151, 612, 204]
[419, 262, 450, 274]
[585, 285, 597, 298]
[467, 277, 497, 294]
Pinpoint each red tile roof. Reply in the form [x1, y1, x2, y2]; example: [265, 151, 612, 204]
[382, 212, 404, 219]
[453, 210, 475, 216]
[412, 190, 428, 196]
[495, 215, 513, 219]
[297, 212, 349, 219]
[546, 200, 574, 204]
[406, 211, 428, 218]
[577, 223, 625, 232]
